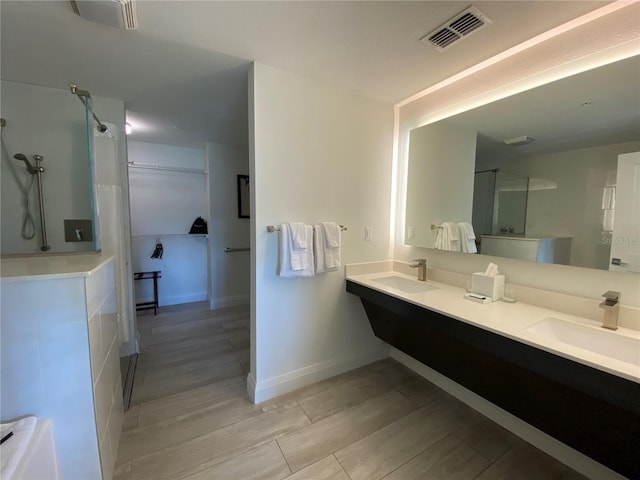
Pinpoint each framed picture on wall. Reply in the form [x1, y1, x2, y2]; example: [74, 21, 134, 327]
[237, 175, 250, 218]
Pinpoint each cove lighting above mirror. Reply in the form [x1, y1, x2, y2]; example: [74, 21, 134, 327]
[404, 55, 640, 272]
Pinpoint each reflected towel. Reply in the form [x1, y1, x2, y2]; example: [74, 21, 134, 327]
[314, 223, 341, 274]
[457, 222, 477, 253]
[1, 416, 37, 480]
[278, 224, 315, 277]
[603, 209, 615, 232]
[602, 186, 616, 210]
[435, 222, 461, 251]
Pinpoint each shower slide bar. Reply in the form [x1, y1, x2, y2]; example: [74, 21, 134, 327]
[68, 83, 108, 133]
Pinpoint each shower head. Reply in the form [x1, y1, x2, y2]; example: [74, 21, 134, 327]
[14, 153, 36, 173]
[97, 123, 108, 133]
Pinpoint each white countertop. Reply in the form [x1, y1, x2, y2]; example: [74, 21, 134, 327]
[1, 253, 114, 282]
[347, 271, 640, 384]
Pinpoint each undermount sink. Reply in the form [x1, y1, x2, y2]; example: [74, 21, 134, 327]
[369, 275, 439, 294]
[525, 317, 640, 366]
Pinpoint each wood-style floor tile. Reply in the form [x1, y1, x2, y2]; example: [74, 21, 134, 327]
[117, 302, 587, 480]
[296, 360, 418, 423]
[453, 410, 523, 463]
[118, 393, 263, 463]
[475, 444, 569, 480]
[278, 390, 416, 473]
[136, 375, 246, 427]
[380, 433, 490, 480]
[131, 358, 244, 404]
[283, 455, 351, 480]
[130, 405, 310, 479]
[181, 441, 291, 480]
[335, 396, 465, 480]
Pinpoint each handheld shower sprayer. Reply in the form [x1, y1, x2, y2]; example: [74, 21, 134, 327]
[14, 153, 36, 174]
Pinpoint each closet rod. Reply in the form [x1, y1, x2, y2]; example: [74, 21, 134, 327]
[267, 224, 347, 232]
[127, 162, 206, 175]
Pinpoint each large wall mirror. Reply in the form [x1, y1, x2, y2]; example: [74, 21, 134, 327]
[405, 55, 640, 273]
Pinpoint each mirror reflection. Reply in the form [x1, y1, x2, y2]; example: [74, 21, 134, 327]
[405, 55, 640, 272]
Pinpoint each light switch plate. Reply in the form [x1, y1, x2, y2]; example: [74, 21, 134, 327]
[365, 226, 373, 241]
[407, 226, 415, 239]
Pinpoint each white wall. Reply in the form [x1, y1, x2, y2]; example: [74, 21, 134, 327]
[249, 63, 394, 402]
[1, 81, 94, 254]
[207, 143, 250, 308]
[128, 141, 208, 306]
[477, 141, 640, 270]
[394, 6, 640, 309]
[405, 121, 476, 247]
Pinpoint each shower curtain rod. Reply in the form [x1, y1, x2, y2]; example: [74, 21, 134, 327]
[69, 83, 108, 133]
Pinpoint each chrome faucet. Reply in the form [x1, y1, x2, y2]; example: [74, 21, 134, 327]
[410, 258, 427, 281]
[599, 291, 620, 330]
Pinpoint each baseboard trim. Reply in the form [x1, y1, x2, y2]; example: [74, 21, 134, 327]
[250, 344, 389, 404]
[246, 371, 257, 403]
[390, 347, 625, 480]
[145, 292, 207, 307]
[210, 294, 250, 310]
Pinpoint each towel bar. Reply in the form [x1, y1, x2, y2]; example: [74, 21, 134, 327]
[224, 247, 250, 252]
[431, 224, 443, 230]
[267, 224, 347, 232]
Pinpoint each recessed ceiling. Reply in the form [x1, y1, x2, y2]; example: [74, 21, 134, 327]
[0, 1, 613, 148]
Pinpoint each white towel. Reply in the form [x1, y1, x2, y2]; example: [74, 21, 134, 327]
[435, 222, 461, 251]
[314, 223, 341, 274]
[278, 224, 314, 277]
[1, 416, 37, 480]
[320, 222, 341, 248]
[287, 222, 310, 271]
[288, 222, 307, 249]
[457, 222, 477, 254]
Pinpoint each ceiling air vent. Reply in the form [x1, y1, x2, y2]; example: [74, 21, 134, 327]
[421, 6, 491, 52]
[70, 0, 138, 30]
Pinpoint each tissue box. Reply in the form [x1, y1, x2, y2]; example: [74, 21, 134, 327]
[472, 273, 505, 301]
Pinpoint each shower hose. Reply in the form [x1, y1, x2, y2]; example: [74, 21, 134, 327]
[0, 130, 37, 240]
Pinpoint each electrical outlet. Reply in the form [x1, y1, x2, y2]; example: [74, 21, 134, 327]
[408, 225, 415, 239]
[365, 226, 373, 241]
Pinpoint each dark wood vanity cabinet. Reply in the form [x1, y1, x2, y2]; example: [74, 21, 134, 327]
[346, 280, 640, 479]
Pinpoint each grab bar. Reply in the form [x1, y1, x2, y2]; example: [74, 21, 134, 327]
[224, 247, 250, 253]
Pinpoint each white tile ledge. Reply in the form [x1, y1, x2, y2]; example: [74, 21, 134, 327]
[346, 267, 640, 384]
[1, 253, 115, 281]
